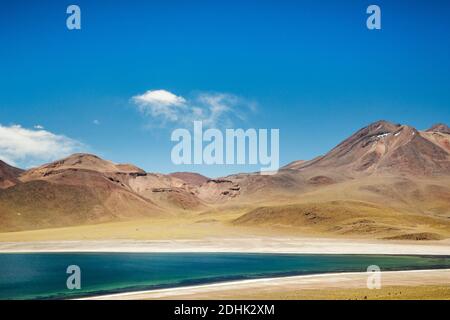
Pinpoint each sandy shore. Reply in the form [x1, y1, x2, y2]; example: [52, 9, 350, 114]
[1, 237, 450, 255]
[82, 269, 450, 300]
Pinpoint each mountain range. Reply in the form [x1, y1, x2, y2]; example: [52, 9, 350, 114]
[1, 120, 450, 240]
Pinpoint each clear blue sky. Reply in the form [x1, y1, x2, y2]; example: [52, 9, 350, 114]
[1, 0, 449, 177]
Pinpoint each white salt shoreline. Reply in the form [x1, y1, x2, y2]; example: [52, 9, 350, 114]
[0, 237, 449, 255]
[80, 269, 450, 300]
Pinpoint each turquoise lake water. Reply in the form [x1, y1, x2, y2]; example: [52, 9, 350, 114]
[0, 253, 449, 299]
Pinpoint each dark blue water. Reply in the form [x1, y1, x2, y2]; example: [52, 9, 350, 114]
[0, 253, 449, 300]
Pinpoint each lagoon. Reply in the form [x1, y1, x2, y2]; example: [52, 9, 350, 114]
[1, 253, 449, 299]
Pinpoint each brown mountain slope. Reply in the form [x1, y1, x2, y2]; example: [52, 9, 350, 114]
[21, 153, 204, 210]
[232, 175, 450, 239]
[213, 121, 450, 239]
[0, 160, 23, 189]
[232, 200, 449, 238]
[1, 121, 449, 239]
[127, 173, 205, 210]
[288, 120, 450, 176]
[0, 154, 206, 231]
[205, 120, 450, 202]
[21, 153, 145, 182]
[0, 154, 168, 231]
[169, 172, 209, 186]
[0, 166, 164, 232]
[427, 123, 450, 134]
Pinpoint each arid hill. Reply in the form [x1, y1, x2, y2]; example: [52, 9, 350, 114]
[426, 123, 450, 134]
[0, 154, 165, 231]
[226, 121, 450, 239]
[199, 120, 450, 200]
[169, 172, 209, 186]
[0, 160, 23, 189]
[284, 120, 450, 176]
[1, 120, 449, 239]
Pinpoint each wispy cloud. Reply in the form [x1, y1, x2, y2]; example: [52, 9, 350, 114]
[0, 124, 84, 168]
[132, 89, 256, 127]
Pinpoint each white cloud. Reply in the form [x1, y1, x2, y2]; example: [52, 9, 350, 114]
[34, 125, 44, 129]
[0, 124, 84, 168]
[134, 89, 186, 107]
[132, 89, 187, 122]
[132, 89, 255, 127]
[93, 119, 100, 125]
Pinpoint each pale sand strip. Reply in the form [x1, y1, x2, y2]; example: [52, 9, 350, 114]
[1, 237, 450, 255]
[81, 269, 450, 300]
